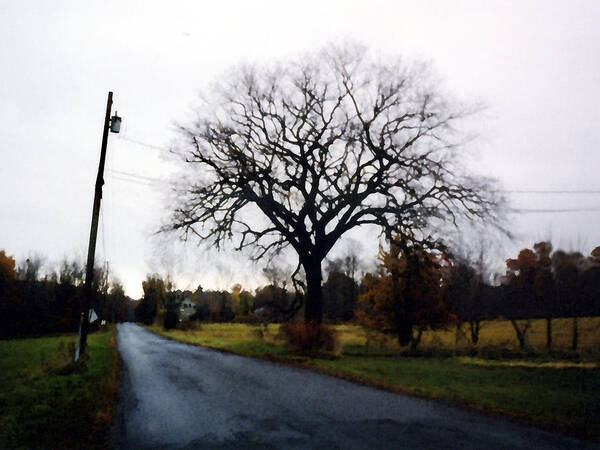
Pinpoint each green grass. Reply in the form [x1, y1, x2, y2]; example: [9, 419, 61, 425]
[308, 356, 599, 439]
[146, 319, 600, 441]
[0, 327, 119, 449]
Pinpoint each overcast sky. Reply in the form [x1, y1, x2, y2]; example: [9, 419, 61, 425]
[1, 1, 599, 298]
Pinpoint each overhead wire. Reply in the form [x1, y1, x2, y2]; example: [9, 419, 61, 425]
[110, 169, 158, 183]
[111, 134, 600, 213]
[115, 135, 170, 152]
[108, 172, 156, 187]
[509, 207, 600, 214]
[503, 189, 600, 194]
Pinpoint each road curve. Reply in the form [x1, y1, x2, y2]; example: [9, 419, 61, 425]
[112, 323, 589, 449]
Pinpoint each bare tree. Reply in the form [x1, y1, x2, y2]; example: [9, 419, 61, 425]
[167, 44, 503, 323]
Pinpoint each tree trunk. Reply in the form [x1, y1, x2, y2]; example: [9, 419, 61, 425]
[546, 317, 552, 352]
[469, 320, 480, 345]
[454, 321, 463, 349]
[510, 319, 530, 350]
[304, 261, 323, 323]
[572, 316, 578, 351]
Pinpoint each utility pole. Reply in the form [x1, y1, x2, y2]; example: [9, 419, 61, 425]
[76, 91, 121, 361]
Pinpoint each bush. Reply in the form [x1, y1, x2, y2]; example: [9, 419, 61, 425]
[163, 308, 179, 330]
[279, 321, 337, 354]
[178, 318, 201, 331]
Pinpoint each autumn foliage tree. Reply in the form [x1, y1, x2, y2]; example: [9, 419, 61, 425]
[356, 239, 454, 349]
[0, 250, 18, 335]
[503, 242, 555, 350]
[503, 241, 595, 351]
[504, 247, 539, 350]
[0, 250, 17, 294]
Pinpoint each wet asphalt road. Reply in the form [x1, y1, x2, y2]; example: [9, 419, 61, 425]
[113, 323, 590, 449]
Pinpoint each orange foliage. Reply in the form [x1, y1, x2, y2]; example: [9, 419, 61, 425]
[356, 240, 454, 347]
[0, 250, 17, 297]
[0, 250, 16, 280]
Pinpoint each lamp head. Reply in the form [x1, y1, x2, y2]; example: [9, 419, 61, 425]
[110, 112, 121, 133]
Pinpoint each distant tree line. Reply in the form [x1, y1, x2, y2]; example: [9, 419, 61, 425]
[499, 242, 600, 350]
[355, 240, 600, 351]
[0, 250, 131, 339]
[137, 240, 599, 353]
[3, 238, 598, 351]
[134, 257, 362, 328]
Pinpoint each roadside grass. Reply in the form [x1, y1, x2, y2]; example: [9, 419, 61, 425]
[146, 317, 600, 441]
[146, 323, 293, 358]
[308, 356, 599, 440]
[0, 327, 119, 449]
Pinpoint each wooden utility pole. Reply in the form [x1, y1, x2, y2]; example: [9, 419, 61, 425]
[76, 91, 113, 361]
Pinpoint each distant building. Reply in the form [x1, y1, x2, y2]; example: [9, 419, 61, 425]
[178, 293, 196, 320]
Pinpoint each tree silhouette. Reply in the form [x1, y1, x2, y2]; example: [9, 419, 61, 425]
[504, 248, 537, 350]
[444, 261, 485, 345]
[322, 262, 358, 321]
[167, 44, 503, 323]
[136, 274, 169, 325]
[532, 242, 555, 350]
[552, 250, 584, 351]
[582, 247, 600, 317]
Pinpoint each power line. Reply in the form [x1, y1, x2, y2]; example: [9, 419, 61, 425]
[504, 189, 600, 194]
[109, 169, 158, 183]
[115, 135, 600, 194]
[110, 175, 154, 187]
[113, 134, 600, 210]
[107, 173, 600, 212]
[115, 135, 170, 152]
[510, 207, 600, 214]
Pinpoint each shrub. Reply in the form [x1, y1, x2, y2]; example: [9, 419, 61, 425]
[178, 318, 201, 331]
[280, 321, 337, 354]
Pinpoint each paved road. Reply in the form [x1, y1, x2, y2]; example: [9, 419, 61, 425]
[113, 323, 589, 449]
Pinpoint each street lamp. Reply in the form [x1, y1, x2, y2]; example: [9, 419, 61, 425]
[110, 112, 121, 133]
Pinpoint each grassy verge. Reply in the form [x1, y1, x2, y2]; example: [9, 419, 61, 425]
[308, 356, 599, 440]
[0, 326, 120, 449]
[145, 322, 599, 441]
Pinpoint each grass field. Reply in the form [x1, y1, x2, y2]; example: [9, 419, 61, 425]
[147, 317, 600, 441]
[0, 327, 119, 449]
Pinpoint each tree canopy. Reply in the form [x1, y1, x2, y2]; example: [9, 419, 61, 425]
[167, 44, 503, 322]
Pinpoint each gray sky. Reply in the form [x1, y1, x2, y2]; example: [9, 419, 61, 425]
[1, 0, 599, 298]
